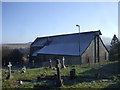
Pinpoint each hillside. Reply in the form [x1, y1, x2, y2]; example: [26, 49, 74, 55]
[2, 61, 120, 89]
[2, 42, 32, 49]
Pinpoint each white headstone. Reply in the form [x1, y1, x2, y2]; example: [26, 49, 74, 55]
[49, 59, 52, 68]
[8, 62, 12, 68]
[62, 57, 66, 68]
[19, 80, 23, 85]
[22, 66, 26, 73]
[7, 62, 13, 79]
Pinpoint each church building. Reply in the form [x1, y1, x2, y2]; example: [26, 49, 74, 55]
[30, 30, 109, 67]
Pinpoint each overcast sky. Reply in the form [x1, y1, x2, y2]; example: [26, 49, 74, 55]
[2, 2, 118, 43]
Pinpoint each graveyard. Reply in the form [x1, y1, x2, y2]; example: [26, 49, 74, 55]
[1, 60, 120, 89]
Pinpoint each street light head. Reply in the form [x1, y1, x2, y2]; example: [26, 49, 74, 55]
[76, 24, 80, 33]
[76, 24, 80, 27]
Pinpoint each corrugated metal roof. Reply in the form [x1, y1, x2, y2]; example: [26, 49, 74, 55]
[31, 30, 101, 56]
[31, 38, 48, 47]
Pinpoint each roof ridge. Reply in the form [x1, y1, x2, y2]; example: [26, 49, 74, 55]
[37, 30, 101, 39]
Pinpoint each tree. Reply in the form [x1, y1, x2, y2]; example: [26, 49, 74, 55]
[2, 47, 12, 66]
[9, 49, 23, 65]
[109, 35, 119, 61]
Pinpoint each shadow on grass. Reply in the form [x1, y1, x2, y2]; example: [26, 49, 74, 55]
[102, 81, 120, 89]
[81, 61, 120, 78]
[80, 61, 120, 88]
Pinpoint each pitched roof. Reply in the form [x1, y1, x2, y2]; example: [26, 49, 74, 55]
[31, 30, 102, 56]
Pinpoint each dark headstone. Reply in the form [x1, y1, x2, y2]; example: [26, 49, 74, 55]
[95, 73, 100, 79]
[37, 74, 46, 81]
[54, 73, 57, 77]
[37, 76, 41, 81]
[11, 70, 15, 73]
[70, 68, 76, 79]
[32, 60, 35, 68]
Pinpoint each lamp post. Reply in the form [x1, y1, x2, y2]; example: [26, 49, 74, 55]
[76, 24, 80, 33]
[76, 24, 81, 64]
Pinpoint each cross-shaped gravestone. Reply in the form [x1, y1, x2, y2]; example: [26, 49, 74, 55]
[61, 57, 66, 68]
[6, 62, 13, 79]
[49, 59, 52, 68]
[56, 59, 63, 86]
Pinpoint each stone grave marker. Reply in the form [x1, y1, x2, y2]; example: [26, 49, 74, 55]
[6, 62, 13, 79]
[61, 57, 66, 68]
[70, 68, 76, 79]
[56, 59, 63, 86]
[32, 60, 35, 68]
[49, 59, 52, 68]
[21, 66, 26, 73]
[19, 80, 23, 85]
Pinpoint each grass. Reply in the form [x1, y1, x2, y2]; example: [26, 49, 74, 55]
[62, 81, 117, 88]
[1, 60, 120, 89]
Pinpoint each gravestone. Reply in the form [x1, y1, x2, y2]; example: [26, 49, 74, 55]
[56, 59, 63, 86]
[32, 60, 35, 68]
[19, 80, 23, 85]
[70, 68, 76, 79]
[49, 59, 52, 68]
[6, 62, 13, 79]
[21, 66, 26, 73]
[95, 73, 100, 79]
[61, 57, 66, 68]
